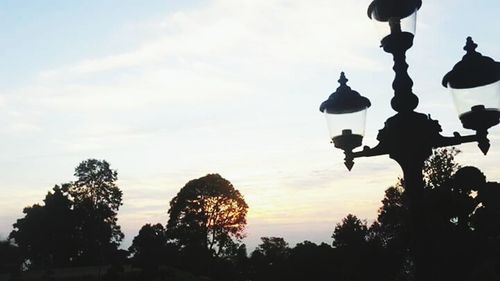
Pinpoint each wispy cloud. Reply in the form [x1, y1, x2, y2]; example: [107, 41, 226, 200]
[2, 0, 499, 251]
[38, 0, 381, 81]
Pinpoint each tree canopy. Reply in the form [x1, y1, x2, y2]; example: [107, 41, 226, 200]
[332, 214, 368, 249]
[370, 148, 500, 280]
[129, 223, 168, 274]
[68, 159, 124, 264]
[6, 151, 500, 281]
[71, 159, 121, 211]
[9, 159, 124, 269]
[423, 147, 461, 188]
[249, 237, 290, 281]
[9, 185, 77, 269]
[0, 239, 23, 275]
[252, 237, 290, 264]
[167, 173, 248, 258]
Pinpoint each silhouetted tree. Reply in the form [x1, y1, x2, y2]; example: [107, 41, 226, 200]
[209, 243, 249, 281]
[0, 239, 23, 276]
[467, 171, 500, 280]
[332, 215, 369, 281]
[129, 223, 167, 274]
[231, 244, 250, 280]
[9, 160, 124, 269]
[9, 185, 77, 269]
[373, 184, 408, 245]
[287, 241, 334, 281]
[248, 237, 290, 281]
[423, 147, 461, 188]
[167, 174, 248, 259]
[367, 183, 414, 280]
[332, 214, 367, 249]
[368, 148, 462, 279]
[68, 159, 124, 265]
[370, 148, 500, 280]
[253, 237, 289, 264]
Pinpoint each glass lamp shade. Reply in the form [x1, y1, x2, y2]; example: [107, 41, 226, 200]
[449, 82, 500, 130]
[320, 72, 371, 151]
[370, 8, 417, 41]
[323, 109, 368, 151]
[443, 37, 500, 131]
[367, 0, 420, 40]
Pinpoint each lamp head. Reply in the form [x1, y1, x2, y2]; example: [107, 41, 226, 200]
[320, 72, 371, 115]
[368, 0, 422, 22]
[320, 72, 371, 152]
[443, 37, 500, 89]
[443, 37, 500, 132]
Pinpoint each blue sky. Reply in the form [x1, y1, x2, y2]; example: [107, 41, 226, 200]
[0, 0, 499, 250]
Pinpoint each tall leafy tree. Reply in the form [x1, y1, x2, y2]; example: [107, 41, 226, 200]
[332, 214, 368, 249]
[423, 147, 461, 188]
[370, 184, 413, 280]
[373, 184, 409, 247]
[252, 237, 290, 263]
[370, 149, 461, 280]
[371, 148, 500, 280]
[9, 185, 77, 269]
[375, 149, 462, 262]
[167, 174, 248, 258]
[333, 214, 400, 281]
[0, 239, 23, 275]
[287, 241, 334, 281]
[9, 159, 123, 268]
[129, 224, 167, 271]
[249, 237, 290, 281]
[71, 159, 122, 211]
[331, 215, 371, 281]
[68, 159, 124, 265]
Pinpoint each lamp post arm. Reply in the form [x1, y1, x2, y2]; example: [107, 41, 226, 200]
[351, 143, 387, 158]
[343, 143, 388, 170]
[434, 130, 490, 155]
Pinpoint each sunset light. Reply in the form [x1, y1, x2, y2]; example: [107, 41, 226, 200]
[0, 1, 499, 280]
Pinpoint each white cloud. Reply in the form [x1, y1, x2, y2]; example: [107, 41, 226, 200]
[38, 0, 381, 81]
[2, 0, 499, 250]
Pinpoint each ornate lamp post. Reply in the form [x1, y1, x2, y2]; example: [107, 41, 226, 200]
[319, 0, 499, 280]
[320, 72, 371, 170]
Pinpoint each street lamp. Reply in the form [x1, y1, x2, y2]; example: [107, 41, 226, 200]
[319, 72, 371, 170]
[368, 0, 420, 42]
[443, 37, 500, 133]
[319, 0, 499, 280]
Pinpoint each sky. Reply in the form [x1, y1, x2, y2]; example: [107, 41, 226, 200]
[0, 0, 499, 251]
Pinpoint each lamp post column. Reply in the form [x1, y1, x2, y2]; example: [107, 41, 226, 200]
[400, 160, 435, 281]
[380, 28, 442, 280]
[321, 2, 499, 279]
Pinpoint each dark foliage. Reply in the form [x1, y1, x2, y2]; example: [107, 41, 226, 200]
[248, 237, 290, 281]
[0, 239, 23, 275]
[5, 151, 500, 281]
[9, 159, 125, 270]
[423, 147, 461, 188]
[369, 148, 500, 280]
[9, 185, 77, 269]
[332, 214, 368, 249]
[167, 174, 248, 260]
[331, 214, 401, 281]
[287, 241, 335, 281]
[68, 159, 124, 265]
[129, 223, 168, 275]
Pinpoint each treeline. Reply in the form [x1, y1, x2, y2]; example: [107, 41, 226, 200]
[1, 149, 500, 281]
[2, 159, 126, 279]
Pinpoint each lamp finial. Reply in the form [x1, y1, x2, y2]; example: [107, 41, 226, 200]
[338, 72, 348, 86]
[464, 37, 478, 54]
